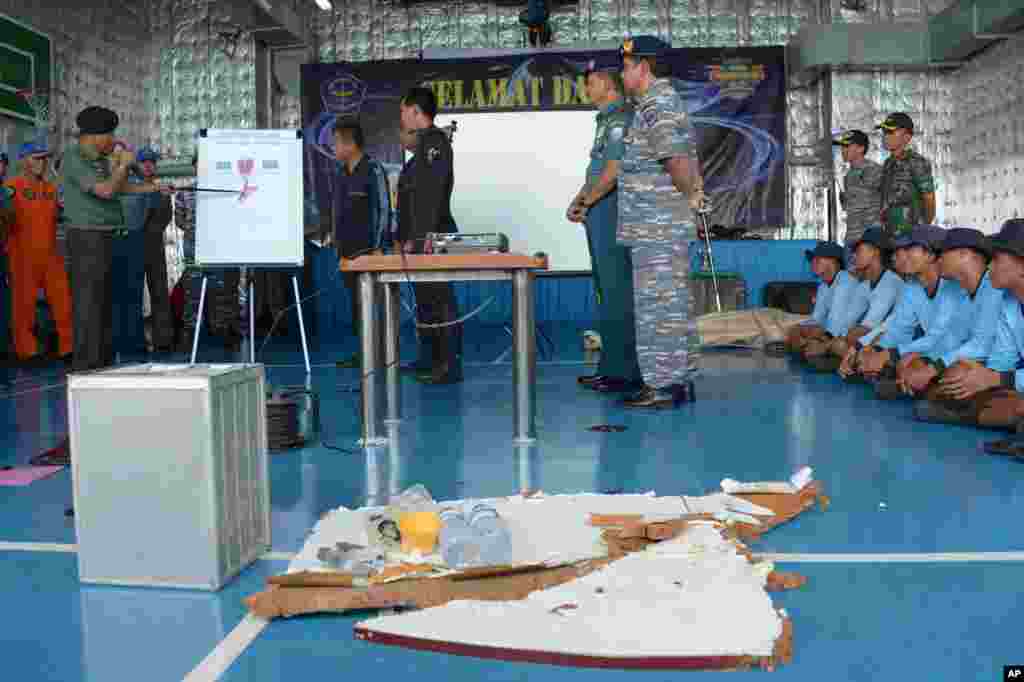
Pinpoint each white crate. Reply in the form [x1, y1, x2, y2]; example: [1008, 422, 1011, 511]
[68, 363, 271, 590]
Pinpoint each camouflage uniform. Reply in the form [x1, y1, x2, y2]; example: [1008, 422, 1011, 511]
[618, 77, 701, 393]
[841, 160, 883, 247]
[879, 147, 934, 237]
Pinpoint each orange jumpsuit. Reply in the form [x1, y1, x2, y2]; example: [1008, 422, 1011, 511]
[4, 175, 72, 359]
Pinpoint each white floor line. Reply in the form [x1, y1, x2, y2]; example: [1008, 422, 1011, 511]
[0, 541, 299, 563]
[261, 551, 296, 562]
[757, 552, 1024, 563]
[0, 541, 76, 553]
[181, 613, 268, 682]
[2, 541, 1023, 564]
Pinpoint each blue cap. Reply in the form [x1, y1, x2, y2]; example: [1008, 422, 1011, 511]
[939, 227, 991, 259]
[851, 225, 891, 252]
[17, 141, 49, 160]
[620, 35, 670, 61]
[136, 146, 160, 163]
[891, 225, 946, 252]
[990, 219, 1024, 260]
[0, 152, 7, 164]
[805, 241, 846, 268]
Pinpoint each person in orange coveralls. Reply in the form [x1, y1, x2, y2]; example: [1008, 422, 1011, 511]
[3, 141, 72, 364]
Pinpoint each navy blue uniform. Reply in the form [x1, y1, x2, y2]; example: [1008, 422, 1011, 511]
[584, 99, 641, 382]
[397, 126, 461, 378]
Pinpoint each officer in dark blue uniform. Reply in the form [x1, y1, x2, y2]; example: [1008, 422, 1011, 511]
[569, 62, 642, 393]
[332, 118, 393, 368]
[396, 87, 462, 384]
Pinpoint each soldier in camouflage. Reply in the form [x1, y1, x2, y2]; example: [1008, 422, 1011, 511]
[609, 35, 703, 409]
[833, 129, 882, 249]
[876, 112, 935, 237]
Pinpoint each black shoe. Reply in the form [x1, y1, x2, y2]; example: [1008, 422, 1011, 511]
[401, 361, 431, 374]
[578, 374, 607, 386]
[620, 386, 683, 409]
[983, 437, 1024, 459]
[591, 377, 644, 393]
[670, 381, 696, 403]
[17, 355, 51, 369]
[415, 364, 464, 385]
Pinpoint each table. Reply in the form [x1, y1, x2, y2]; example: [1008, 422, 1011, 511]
[340, 253, 549, 446]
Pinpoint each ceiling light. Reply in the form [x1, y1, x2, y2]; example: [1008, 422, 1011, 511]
[313, 0, 332, 11]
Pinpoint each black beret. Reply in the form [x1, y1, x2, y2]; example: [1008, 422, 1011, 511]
[76, 106, 119, 135]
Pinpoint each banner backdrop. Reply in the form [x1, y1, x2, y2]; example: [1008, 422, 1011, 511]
[301, 46, 786, 236]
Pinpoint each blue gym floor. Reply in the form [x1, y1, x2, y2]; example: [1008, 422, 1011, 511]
[1, 322, 1022, 681]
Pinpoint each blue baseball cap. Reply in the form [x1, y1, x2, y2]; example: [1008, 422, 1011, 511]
[938, 227, 991, 259]
[990, 219, 1024, 260]
[805, 241, 846, 268]
[17, 141, 49, 160]
[851, 226, 891, 252]
[891, 225, 947, 252]
[619, 35, 670, 62]
[136, 146, 160, 163]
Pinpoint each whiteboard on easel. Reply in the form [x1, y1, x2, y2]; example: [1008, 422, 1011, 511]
[195, 128, 304, 267]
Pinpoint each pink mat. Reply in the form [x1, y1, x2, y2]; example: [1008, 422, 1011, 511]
[0, 466, 64, 486]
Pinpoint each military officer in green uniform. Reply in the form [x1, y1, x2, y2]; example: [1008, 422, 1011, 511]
[877, 112, 935, 237]
[568, 61, 642, 393]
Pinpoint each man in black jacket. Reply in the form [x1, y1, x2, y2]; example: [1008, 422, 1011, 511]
[396, 87, 462, 384]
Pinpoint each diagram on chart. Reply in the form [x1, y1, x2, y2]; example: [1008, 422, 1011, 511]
[237, 159, 259, 204]
[196, 129, 303, 268]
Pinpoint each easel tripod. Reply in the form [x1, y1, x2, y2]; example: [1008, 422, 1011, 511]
[189, 269, 312, 373]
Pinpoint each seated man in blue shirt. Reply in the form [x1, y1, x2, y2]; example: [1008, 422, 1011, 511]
[908, 221, 1023, 431]
[331, 118, 393, 368]
[785, 241, 861, 355]
[900, 228, 1002, 405]
[842, 226, 963, 394]
[808, 226, 904, 372]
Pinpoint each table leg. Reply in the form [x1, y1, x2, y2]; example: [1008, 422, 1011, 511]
[358, 272, 386, 446]
[383, 282, 401, 423]
[512, 270, 537, 443]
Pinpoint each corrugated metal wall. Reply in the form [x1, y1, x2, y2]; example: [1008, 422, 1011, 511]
[947, 35, 1024, 234]
[0, 0, 153, 157]
[0, 0, 1020, 241]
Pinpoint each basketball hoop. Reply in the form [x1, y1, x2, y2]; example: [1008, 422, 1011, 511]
[15, 89, 51, 132]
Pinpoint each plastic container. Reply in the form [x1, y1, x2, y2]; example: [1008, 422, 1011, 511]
[465, 502, 513, 566]
[438, 507, 482, 569]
